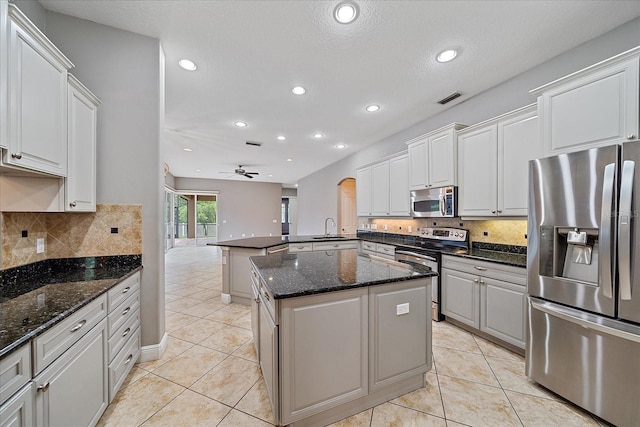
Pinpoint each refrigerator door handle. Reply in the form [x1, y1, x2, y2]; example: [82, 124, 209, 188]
[600, 163, 616, 299]
[618, 160, 635, 300]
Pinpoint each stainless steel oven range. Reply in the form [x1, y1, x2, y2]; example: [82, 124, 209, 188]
[394, 227, 468, 321]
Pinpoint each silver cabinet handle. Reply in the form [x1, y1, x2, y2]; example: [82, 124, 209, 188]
[254, 297, 260, 304]
[600, 163, 616, 299]
[497, 210, 502, 213]
[70, 320, 87, 332]
[122, 327, 131, 337]
[333, 244, 339, 248]
[37, 382, 50, 392]
[628, 134, 636, 140]
[124, 354, 133, 365]
[473, 278, 479, 284]
[480, 280, 485, 285]
[296, 246, 305, 249]
[122, 307, 131, 316]
[69, 201, 77, 208]
[122, 286, 131, 294]
[474, 266, 487, 271]
[11, 152, 22, 159]
[491, 210, 496, 214]
[262, 290, 270, 301]
[618, 160, 635, 300]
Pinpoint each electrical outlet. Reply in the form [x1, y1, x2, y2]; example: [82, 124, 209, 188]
[408, 226, 413, 233]
[396, 303, 410, 315]
[383, 224, 388, 231]
[37, 293, 45, 309]
[36, 238, 45, 254]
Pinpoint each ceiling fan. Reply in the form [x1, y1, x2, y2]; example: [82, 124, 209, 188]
[220, 165, 259, 179]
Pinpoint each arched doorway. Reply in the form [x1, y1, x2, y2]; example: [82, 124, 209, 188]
[338, 178, 357, 234]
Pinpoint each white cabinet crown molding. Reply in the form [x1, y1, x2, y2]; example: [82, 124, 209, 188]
[403, 122, 467, 146]
[456, 103, 536, 135]
[355, 149, 408, 170]
[8, 4, 74, 70]
[68, 74, 101, 105]
[529, 45, 640, 95]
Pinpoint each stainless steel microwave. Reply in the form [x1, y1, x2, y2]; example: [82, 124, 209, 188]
[410, 187, 457, 218]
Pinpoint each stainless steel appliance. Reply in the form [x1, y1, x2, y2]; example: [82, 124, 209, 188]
[410, 186, 457, 218]
[394, 227, 468, 321]
[527, 141, 640, 427]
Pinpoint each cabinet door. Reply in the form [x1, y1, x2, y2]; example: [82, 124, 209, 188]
[0, 1, 7, 149]
[356, 167, 372, 216]
[370, 161, 390, 216]
[498, 110, 540, 216]
[480, 278, 526, 349]
[229, 248, 263, 301]
[280, 288, 368, 424]
[407, 139, 427, 190]
[250, 280, 260, 359]
[458, 125, 497, 216]
[259, 301, 278, 421]
[369, 280, 430, 390]
[0, 382, 34, 427]
[35, 319, 108, 427]
[66, 77, 98, 212]
[428, 129, 457, 187]
[540, 55, 639, 156]
[441, 268, 480, 328]
[389, 154, 410, 216]
[7, 15, 70, 176]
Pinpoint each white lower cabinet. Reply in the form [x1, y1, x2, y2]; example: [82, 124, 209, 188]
[259, 292, 279, 420]
[441, 255, 526, 349]
[34, 318, 108, 427]
[0, 382, 34, 427]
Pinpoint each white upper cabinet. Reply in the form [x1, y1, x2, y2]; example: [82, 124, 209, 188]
[2, 4, 74, 176]
[389, 153, 409, 216]
[356, 166, 372, 216]
[532, 47, 639, 156]
[0, 0, 8, 150]
[66, 75, 100, 212]
[370, 160, 390, 216]
[458, 105, 540, 217]
[407, 123, 466, 190]
[356, 152, 410, 217]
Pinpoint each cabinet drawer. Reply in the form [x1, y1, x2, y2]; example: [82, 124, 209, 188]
[442, 255, 526, 286]
[260, 282, 277, 326]
[0, 344, 31, 403]
[0, 381, 34, 427]
[108, 309, 140, 361]
[288, 242, 313, 253]
[360, 241, 376, 251]
[375, 243, 395, 256]
[33, 294, 107, 375]
[312, 240, 358, 251]
[108, 327, 140, 402]
[108, 291, 140, 338]
[108, 272, 140, 311]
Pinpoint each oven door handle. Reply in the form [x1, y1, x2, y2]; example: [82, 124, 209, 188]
[394, 250, 437, 263]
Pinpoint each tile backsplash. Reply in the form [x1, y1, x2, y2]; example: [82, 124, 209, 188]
[364, 217, 527, 247]
[1, 204, 142, 269]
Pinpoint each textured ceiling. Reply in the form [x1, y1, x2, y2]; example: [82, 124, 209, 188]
[39, 0, 640, 185]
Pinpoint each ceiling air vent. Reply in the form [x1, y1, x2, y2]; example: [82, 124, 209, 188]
[245, 141, 263, 147]
[437, 92, 461, 105]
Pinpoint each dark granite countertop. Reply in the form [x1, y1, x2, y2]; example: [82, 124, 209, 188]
[210, 234, 359, 249]
[0, 255, 142, 358]
[250, 249, 436, 299]
[448, 249, 526, 268]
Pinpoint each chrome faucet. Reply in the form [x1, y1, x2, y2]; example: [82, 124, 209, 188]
[324, 217, 336, 236]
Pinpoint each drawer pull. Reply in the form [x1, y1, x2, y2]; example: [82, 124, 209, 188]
[262, 290, 270, 301]
[70, 320, 87, 333]
[297, 246, 305, 249]
[333, 244, 339, 248]
[122, 307, 131, 316]
[37, 382, 50, 392]
[474, 266, 487, 271]
[124, 354, 133, 365]
[11, 152, 22, 160]
[122, 327, 131, 338]
[122, 286, 131, 294]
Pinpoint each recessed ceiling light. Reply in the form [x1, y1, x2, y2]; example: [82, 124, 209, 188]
[269, 174, 273, 177]
[292, 86, 306, 95]
[334, 2, 359, 24]
[277, 135, 286, 141]
[336, 144, 346, 149]
[313, 133, 323, 139]
[178, 59, 197, 71]
[234, 121, 247, 127]
[365, 105, 380, 112]
[183, 148, 192, 152]
[436, 49, 458, 63]
[295, 184, 299, 187]
[195, 169, 201, 172]
[286, 158, 293, 162]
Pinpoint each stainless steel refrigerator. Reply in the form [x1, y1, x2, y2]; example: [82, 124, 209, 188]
[527, 141, 640, 427]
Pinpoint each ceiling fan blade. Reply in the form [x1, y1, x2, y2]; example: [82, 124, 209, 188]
[243, 173, 254, 179]
[247, 172, 259, 175]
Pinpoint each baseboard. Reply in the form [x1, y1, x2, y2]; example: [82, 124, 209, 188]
[139, 332, 168, 362]
[221, 293, 231, 304]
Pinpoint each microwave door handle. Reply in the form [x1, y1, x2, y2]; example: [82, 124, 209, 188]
[600, 163, 616, 299]
[618, 160, 635, 300]
[439, 195, 445, 216]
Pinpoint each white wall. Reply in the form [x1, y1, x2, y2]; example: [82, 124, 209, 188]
[174, 177, 282, 240]
[44, 11, 166, 348]
[297, 17, 640, 235]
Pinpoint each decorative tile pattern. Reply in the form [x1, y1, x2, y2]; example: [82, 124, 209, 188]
[97, 245, 607, 427]
[1, 204, 142, 269]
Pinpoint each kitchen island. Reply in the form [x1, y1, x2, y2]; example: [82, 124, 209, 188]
[249, 249, 436, 427]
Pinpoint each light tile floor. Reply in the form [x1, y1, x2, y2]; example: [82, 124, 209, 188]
[98, 246, 610, 427]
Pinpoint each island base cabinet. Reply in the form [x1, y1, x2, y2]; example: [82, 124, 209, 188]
[259, 299, 278, 421]
[34, 319, 108, 427]
[369, 280, 431, 390]
[0, 383, 34, 427]
[280, 289, 369, 425]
